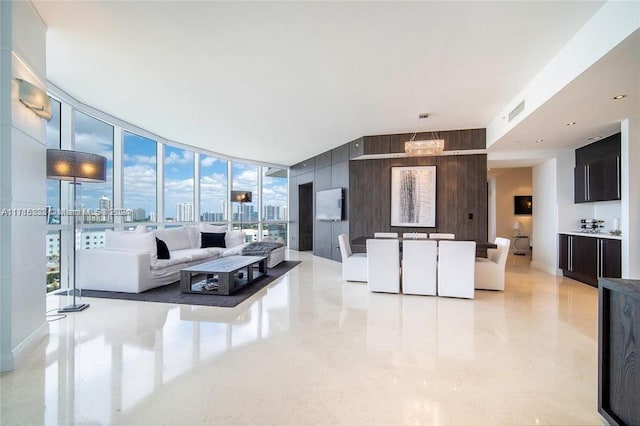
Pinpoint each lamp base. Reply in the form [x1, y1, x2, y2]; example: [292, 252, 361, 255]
[58, 303, 90, 313]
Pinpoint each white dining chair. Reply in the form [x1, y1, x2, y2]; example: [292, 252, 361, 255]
[374, 232, 399, 238]
[402, 239, 437, 295]
[429, 233, 455, 239]
[475, 237, 511, 290]
[366, 238, 400, 293]
[402, 232, 428, 239]
[437, 240, 476, 299]
[338, 234, 367, 282]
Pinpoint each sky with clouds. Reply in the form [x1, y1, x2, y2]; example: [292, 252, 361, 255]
[47, 102, 287, 222]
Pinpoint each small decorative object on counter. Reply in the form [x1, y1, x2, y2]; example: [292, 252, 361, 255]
[610, 217, 622, 235]
[580, 218, 604, 233]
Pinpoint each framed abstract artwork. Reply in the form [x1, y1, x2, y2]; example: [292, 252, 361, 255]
[391, 166, 436, 227]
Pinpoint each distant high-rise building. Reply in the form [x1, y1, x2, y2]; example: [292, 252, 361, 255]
[176, 202, 194, 222]
[220, 200, 227, 219]
[150, 212, 156, 222]
[264, 204, 280, 221]
[99, 196, 111, 210]
[98, 196, 112, 222]
[201, 211, 225, 222]
[281, 206, 288, 221]
[132, 208, 146, 222]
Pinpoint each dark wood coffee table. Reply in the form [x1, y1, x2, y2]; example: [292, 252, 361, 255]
[180, 256, 267, 296]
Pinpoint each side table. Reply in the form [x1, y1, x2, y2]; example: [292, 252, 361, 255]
[512, 235, 529, 256]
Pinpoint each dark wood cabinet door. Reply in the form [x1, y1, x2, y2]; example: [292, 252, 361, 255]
[589, 157, 620, 202]
[601, 238, 622, 279]
[574, 166, 587, 203]
[572, 235, 598, 286]
[559, 234, 569, 270]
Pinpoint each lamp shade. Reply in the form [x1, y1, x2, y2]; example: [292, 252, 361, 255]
[46, 149, 107, 182]
[405, 139, 445, 156]
[230, 190, 252, 203]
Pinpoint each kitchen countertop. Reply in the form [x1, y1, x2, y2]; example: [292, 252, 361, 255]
[559, 231, 622, 240]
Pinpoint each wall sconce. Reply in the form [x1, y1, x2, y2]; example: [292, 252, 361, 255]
[14, 78, 52, 120]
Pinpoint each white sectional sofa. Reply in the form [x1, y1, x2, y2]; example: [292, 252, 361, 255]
[77, 224, 285, 293]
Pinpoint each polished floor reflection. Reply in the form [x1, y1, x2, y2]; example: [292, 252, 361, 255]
[1, 251, 601, 425]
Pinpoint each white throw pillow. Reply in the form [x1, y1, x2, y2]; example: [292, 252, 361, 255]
[225, 231, 246, 248]
[134, 224, 148, 233]
[200, 223, 227, 233]
[154, 227, 191, 251]
[184, 225, 200, 248]
[105, 230, 157, 261]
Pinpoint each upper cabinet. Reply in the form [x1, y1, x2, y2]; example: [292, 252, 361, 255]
[574, 133, 621, 203]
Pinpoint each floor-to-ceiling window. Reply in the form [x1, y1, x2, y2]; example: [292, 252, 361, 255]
[231, 162, 259, 241]
[200, 154, 228, 223]
[44, 88, 288, 294]
[262, 167, 288, 241]
[123, 131, 157, 224]
[45, 99, 61, 293]
[73, 111, 114, 251]
[164, 146, 195, 223]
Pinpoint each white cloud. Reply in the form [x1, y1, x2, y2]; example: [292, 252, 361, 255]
[165, 149, 194, 165]
[75, 133, 114, 161]
[124, 153, 156, 165]
[201, 156, 221, 167]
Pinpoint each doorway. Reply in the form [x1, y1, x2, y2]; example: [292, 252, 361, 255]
[298, 183, 313, 251]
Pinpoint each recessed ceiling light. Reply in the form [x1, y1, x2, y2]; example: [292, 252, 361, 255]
[587, 136, 602, 141]
[566, 122, 576, 126]
[613, 95, 626, 100]
[535, 139, 544, 143]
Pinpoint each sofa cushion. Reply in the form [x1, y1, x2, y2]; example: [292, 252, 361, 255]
[200, 223, 227, 233]
[226, 231, 246, 248]
[201, 232, 226, 248]
[155, 227, 192, 251]
[156, 237, 170, 259]
[105, 230, 157, 261]
[185, 225, 200, 248]
[222, 242, 251, 257]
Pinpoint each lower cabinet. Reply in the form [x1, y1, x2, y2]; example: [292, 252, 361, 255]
[558, 234, 621, 287]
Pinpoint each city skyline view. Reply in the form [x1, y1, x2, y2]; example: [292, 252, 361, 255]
[47, 108, 288, 223]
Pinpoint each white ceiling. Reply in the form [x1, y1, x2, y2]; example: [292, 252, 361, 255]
[32, 1, 616, 166]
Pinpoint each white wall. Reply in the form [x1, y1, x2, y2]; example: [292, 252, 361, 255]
[494, 168, 532, 241]
[0, 1, 48, 372]
[487, 176, 496, 241]
[621, 117, 640, 278]
[531, 159, 558, 275]
[487, 1, 640, 147]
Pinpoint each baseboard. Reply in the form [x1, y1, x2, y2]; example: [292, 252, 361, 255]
[530, 261, 559, 276]
[4, 321, 49, 372]
[1, 351, 14, 372]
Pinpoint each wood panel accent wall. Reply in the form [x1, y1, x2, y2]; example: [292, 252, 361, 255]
[289, 144, 349, 261]
[349, 154, 487, 241]
[289, 128, 487, 261]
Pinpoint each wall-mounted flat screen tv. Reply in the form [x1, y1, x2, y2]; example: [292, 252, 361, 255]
[316, 188, 343, 221]
[514, 195, 532, 215]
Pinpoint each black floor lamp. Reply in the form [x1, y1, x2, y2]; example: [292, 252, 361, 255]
[47, 149, 107, 313]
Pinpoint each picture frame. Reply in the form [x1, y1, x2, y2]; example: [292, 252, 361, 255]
[391, 166, 436, 227]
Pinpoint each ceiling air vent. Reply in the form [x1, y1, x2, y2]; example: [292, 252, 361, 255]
[508, 100, 525, 122]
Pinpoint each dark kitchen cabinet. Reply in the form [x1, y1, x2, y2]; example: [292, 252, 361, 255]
[574, 133, 621, 203]
[558, 234, 621, 287]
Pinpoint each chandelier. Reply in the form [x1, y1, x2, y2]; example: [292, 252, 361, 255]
[405, 139, 445, 156]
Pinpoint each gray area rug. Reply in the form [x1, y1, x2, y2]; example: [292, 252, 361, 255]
[80, 261, 301, 308]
